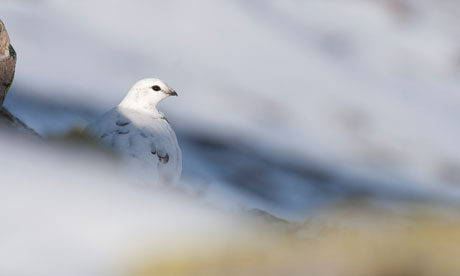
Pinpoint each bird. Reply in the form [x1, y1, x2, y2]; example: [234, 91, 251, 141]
[0, 19, 17, 107]
[86, 78, 182, 185]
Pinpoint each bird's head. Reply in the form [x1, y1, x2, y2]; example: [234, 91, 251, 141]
[119, 78, 178, 112]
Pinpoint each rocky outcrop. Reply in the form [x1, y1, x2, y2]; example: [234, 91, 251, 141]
[0, 19, 16, 106]
[0, 19, 38, 136]
[0, 107, 38, 135]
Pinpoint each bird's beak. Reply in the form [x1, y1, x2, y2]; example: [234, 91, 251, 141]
[168, 90, 178, 97]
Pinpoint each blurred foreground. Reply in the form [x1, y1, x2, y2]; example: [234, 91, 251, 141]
[1, 131, 460, 276]
[135, 213, 460, 276]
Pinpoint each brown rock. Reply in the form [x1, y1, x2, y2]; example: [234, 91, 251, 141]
[0, 19, 17, 106]
[0, 20, 36, 136]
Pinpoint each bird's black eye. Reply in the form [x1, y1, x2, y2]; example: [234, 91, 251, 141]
[152, 85, 161, 91]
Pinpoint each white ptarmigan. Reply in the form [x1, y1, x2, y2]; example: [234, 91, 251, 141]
[86, 78, 182, 184]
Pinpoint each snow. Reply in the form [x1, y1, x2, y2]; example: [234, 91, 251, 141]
[0, 131, 250, 276]
[1, 0, 460, 214]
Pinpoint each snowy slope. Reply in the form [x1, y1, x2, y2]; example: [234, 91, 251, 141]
[1, 0, 460, 211]
[0, 131, 255, 276]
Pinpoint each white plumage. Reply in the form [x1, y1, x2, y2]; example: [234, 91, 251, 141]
[87, 78, 182, 184]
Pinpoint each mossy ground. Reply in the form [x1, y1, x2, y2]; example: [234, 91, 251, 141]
[131, 202, 460, 276]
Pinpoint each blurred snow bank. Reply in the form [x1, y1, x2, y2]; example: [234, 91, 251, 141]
[0, 131, 252, 276]
[1, 0, 460, 223]
[2, 130, 460, 276]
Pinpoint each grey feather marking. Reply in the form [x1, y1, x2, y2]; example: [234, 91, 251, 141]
[159, 154, 169, 164]
[150, 142, 157, 155]
[117, 129, 129, 134]
[161, 116, 169, 123]
[140, 132, 148, 138]
[157, 148, 169, 164]
[116, 119, 130, 126]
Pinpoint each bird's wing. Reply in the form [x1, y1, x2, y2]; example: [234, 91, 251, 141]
[87, 107, 182, 184]
[86, 108, 143, 153]
[86, 108, 122, 143]
[127, 112, 182, 184]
